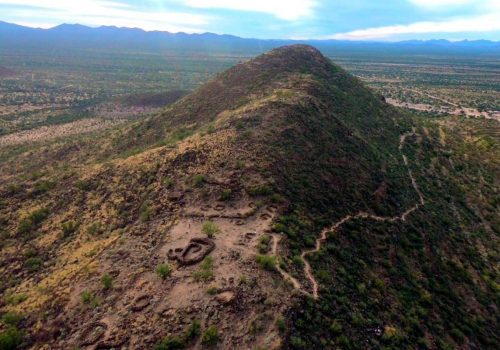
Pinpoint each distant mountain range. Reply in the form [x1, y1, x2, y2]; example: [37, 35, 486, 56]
[0, 21, 499, 56]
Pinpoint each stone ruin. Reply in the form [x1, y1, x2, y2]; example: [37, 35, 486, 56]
[168, 237, 215, 265]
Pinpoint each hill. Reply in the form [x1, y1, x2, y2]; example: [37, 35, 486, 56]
[0, 45, 498, 349]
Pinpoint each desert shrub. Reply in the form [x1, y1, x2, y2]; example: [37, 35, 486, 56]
[248, 185, 273, 197]
[101, 273, 113, 290]
[1, 313, 23, 327]
[81, 290, 100, 308]
[201, 326, 219, 347]
[0, 327, 23, 350]
[276, 317, 286, 333]
[139, 201, 153, 222]
[5, 294, 27, 306]
[235, 160, 245, 169]
[17, 208, 49, 235]
[24, 257, 42, 272]
[270, 193, 285, 203]
[154, 335, 185, 350]
[201, 221, 219, 238]
[163, 177, 174, 188]
[291, 255, 304, 267]
[206, 286, 218, 295]
[250, 314, 266, 334]
[22, 247, 37, 259]
[219, 189, 232, 201]
[61, 221, 78, 237]
[193, 174, 206, 187]
[75, 179, 92, 191]
[6, 184, 22, 196]
[86, 222, 104, 235]
[255, 255, 276, 271]
[152, 319, 201, 349]
[258, 235, 271, 254]
[193, 257, 214, 282]
[31, 180, 55, 196]
[330, 320, 342, 334]
[272, 223, 287, 233]
[185, 319, 201, 341]
[156, 263, 172, 280]
[289, 336, 306, 348]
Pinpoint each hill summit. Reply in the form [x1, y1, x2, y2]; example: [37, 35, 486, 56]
[0, 45, 498, 349]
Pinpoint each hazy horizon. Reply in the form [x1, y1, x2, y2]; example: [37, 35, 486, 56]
[1, 0, 499, 41]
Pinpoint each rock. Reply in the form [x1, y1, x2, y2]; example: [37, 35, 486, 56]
[215, 291, 235, 305]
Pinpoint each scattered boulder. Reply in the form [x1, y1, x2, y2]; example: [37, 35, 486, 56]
[216, 291, 236, 305]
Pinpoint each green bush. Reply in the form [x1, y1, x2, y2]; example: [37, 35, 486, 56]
[1, 313, 23, 327]
[193, 174, 207, 187]
[31, 180, 55, 196]
[255, 255, 276, 271]
[235, 160, 245, 169]
[139, 201, 153, 222]
[81, 290, 101, 308]
[276, 317, 286, 333]
[219, 189, 232, 201]
[0, 327, 23, 350]
[156, 263, 172, 280]
[18, 208, 49, 235]
[5, 294, 27, 306]
[201, 221, 219, 238]
[193, 257, 214, 282]
[86, 222, 104, 235]
[24, 257, 42, 271]
[61, 221, 78, 237]
[163, 177, 174, 188]
[185, 320, 201, 341]
[258, 235, 271, 254]
[75, 179, 91, 191]
[154, 335, 185, 350]
[101, 273, 113, 290]
[206, 287, 218, 295]
[330, 320, 342, 335]
[201, 326, 219, 347]
[248, 185, 273, 197]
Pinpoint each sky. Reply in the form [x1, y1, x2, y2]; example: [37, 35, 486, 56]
[0, 0, 499, 41]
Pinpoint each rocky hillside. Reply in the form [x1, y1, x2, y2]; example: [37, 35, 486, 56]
[0, 45, 498, 349]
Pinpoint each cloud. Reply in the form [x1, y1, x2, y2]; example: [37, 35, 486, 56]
[326, 13, 500, 40]
[408, 0, 475, 7]
[183, 0, 316, 20]
[0, 0, 211, 32]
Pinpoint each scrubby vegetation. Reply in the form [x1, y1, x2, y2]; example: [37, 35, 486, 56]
[193, 257, 214, 282]
[201, 326, 219, 347]
[156, 263, 172, 280]
[255, 254, 276, 271]
[201, 221, 219, 238]
[283, 118, 499, 349]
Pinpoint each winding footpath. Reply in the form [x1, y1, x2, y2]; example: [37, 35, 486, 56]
[272, 131, 425, 299]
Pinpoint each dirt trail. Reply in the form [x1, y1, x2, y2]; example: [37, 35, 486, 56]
[271, 234, 304, 292]
[272, 131, 425, 299]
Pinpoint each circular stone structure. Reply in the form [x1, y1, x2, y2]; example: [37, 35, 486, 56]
[131, 295, 150, 312]
[168, 237, 215, 265]
[79, 322, 107, 346]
